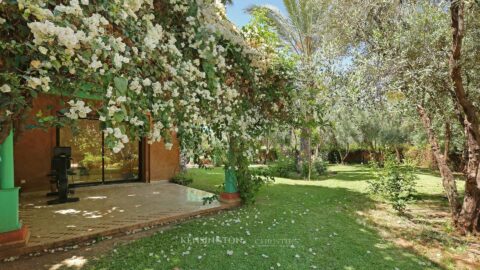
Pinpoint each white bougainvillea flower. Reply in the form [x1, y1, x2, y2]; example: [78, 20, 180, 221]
[64, 100, 92, 119]
[2, 0, 293, 178]
[0, 84, 11, 93]
[26, 77, 42, 89]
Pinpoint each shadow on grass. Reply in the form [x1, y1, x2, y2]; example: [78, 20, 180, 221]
[415, 167, 442, 177]
[327, 171, 375, 181]
[262, 184, 444, 270]
[312, 165, 376, 182]
[414, 193, 450, 204]
[416, 167, 465, 180]
[87, 183, 444, 270]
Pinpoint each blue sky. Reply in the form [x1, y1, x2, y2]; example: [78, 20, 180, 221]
[226, 0, 286, 28]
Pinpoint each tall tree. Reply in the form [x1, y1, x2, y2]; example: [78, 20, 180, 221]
[328, 0, 480, 232]
[448, 0, 480, 233]
[247, 0, 327, 179]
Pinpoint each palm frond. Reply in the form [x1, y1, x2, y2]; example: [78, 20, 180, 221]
[246, 4, 301, 55]
[247, 0, 328, 61]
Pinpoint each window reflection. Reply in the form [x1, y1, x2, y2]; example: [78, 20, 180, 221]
[104, 140, 139, 181]
[59, 119, 139, 184]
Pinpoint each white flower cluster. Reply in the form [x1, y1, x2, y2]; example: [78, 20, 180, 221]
[2, 0, 288, 155]
[26, 76, 51, 92]
[28, 20, 87, 52]
[54, 0, 83, 16]
[104, 127, 130, 153]
[144, 24, 164, 50]
[0, 84, 11, 93]
[64, 100, 92, 119]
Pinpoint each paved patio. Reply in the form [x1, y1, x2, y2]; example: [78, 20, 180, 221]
[0, 182, 230, 259]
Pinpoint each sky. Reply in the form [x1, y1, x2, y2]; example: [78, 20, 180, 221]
[226, 0, 287, 28]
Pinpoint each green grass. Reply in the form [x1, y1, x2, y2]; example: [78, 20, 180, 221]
[184, 167, 225, 193]
[87, 165, 444, 270]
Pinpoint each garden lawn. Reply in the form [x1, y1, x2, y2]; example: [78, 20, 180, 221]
[87, 165, 442, 270]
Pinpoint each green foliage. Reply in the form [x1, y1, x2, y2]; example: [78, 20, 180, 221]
[265, 155, 328, 180]
[81, 153, 105, 170]
[202, 193, 219, 205]
[237, 167, 273, 204]
[212, 144, 226, 167]
[268, 156, 298, 178]
[170, 172, 193, 186]
[313, 159, 328, 175]
[368, 155, 418, 213]
[227, 140, 274, 204]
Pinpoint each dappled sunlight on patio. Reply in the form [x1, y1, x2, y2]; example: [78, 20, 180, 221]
[2, 182, 226, 259]
[85, 196, 107, 200]
[49, 256, 88, 270]
[54, 209, 81, 215]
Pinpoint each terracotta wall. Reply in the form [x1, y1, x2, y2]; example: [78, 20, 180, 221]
[13, 94, 180, 192]
[146, 136, 181, 181]
[14, 94, 59, 192]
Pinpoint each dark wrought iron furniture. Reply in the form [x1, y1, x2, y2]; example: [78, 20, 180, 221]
[46, 147, 80, 205]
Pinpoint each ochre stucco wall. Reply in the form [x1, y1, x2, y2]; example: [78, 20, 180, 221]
[13, 94, 180, 192]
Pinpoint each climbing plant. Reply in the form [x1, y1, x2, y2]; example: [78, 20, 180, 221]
[0, 0, 294, 202]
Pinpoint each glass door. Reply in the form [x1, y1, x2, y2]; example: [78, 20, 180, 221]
[58, 119, 140, 185]
[104, 139, 140, 182]
[59, 119, 103, 185]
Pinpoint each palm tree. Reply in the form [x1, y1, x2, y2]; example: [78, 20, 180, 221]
[247, 0, 325, 63]
[247, 0, 327, 179]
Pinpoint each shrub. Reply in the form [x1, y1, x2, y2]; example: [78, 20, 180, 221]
[170, 172, 193, 186]
[267, 156, 328, 180]
[368, 155, 417, 213]
[80, 153, 105, 169]
[237, 167, 274, 204]
[269, 156, 298, 178]
[313, 160, 328, 175]
[404, 145, 434, 168]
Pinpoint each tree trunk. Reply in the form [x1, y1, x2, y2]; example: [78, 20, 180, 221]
[449, 0, 480, 146]
[292, 129, 301, 171]
[449, 0, 480, 233]
[341, 143, 350, 165]
[308, 136, 312, 180]
[458, 122, 480, 233]
[336, 150, 342, 164]
[444, 121, 451, 163]
[417, 105, 461, 224]
[395, 146, 401, 162]
[300, 127, 312, 180]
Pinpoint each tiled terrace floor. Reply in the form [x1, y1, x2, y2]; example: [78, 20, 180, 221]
[1, 182, 228, 259]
